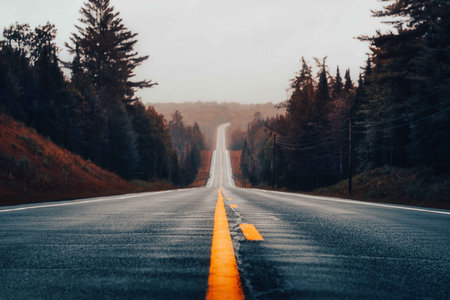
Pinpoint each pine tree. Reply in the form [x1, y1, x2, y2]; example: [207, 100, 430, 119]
[361, 1, 443, 169]
[362, 57, 372, 85]
[105, 99, 139, 179]
[127, 102, 158, 180]
[33, 27, 63, 137]
[0, 43, 24, 118]
[331, 66, 343, 99]
[316, 58, 330, 105]
[344, 69, 353, 94]
[66, 0, 156, 105]
[168, 110, 186, 160]
[329, 66, 350, 180]
[65, 0, 161, 179]
[406, 0, 450, 172]
[353, 73, 372, 172]
[170, 152, 182, 186]
[146, 106, 172, 179]
[314, 59, 332, 185]
[287, 57, 315, 131]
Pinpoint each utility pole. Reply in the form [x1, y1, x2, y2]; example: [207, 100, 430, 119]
[348, 118, 352, 195]
[272, 134, 277, 188]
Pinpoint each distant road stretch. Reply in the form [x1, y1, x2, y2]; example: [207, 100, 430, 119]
[1, 123, 449, 299]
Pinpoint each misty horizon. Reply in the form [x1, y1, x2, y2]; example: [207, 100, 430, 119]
[0, 0, 389, 104]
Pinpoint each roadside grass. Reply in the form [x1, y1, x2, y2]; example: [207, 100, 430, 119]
[313, 166, 450, 209]
[4, 112, 447, 210]
[131, 180, 175, 192]
[226, 146, 449, 209]
[0, 114, 175, 206]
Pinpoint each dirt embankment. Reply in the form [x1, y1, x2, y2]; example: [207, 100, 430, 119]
[0, 114, 134, 206]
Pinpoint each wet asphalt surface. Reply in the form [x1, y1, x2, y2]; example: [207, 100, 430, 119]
[1, 124, 449, 299]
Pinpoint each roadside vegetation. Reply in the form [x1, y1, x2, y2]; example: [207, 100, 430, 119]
[233, 1, 450, 208]
[0, 114, 133, 205]
[0, 0, 208, 204]
[314, 166, 450, 209]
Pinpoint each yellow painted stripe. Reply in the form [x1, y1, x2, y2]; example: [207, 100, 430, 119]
[207, 188, 244, 300]
[226, 198, 232, 201]
[239, 224, 264, 241]
[230, 204, 238, 208]
[219, 151, 223, 185]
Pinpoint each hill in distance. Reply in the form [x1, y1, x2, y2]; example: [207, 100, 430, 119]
[150, 101, 285, 148]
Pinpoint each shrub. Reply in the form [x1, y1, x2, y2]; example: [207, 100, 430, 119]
[42, 157, 50, 168]
[19, 135, 44, 156]
[17, 155, 30, 171]
[62, 164, 72, 182]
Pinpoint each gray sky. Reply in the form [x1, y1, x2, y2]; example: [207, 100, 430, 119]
[0, 0, 389, 104]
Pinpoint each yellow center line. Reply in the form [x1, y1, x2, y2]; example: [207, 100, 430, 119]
[207, 188, 244, 300]
[220, 150, 223, 185]
[239, 224, 264, 241]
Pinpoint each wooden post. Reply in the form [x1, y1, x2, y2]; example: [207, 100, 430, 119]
[348, 118, 352, 195]
[272, 134, 276, 188]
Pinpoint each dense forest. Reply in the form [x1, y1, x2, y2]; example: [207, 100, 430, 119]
[238, 0, 450, 196]
[0, 0, 204, 186]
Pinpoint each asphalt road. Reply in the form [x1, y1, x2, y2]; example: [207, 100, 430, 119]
[1, 123, 449, 299]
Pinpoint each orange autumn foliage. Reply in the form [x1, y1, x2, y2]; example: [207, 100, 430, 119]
[190, 150, 213, 187]
[0, 114, 134, 205]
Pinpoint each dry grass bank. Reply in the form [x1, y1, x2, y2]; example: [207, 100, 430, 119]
[314, 166, 450, 209]
[189, 150, 213, 187]
[0, 114, 175, 206]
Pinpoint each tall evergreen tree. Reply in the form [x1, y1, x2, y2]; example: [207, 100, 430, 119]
[65, 0, 159, 179]
[405, 0, 450, 172]
[316, 58, 330, 105]
[329, 66, 350, 179]
[105, 100, 139, 179]
[287, 57, 315, 125]
[66, 0, 156, 105]
[331, 66, 343, 99]
[343, 69, 353, 94]
[361, 0, 450, 169]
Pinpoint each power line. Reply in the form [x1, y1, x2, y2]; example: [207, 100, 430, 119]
[353, 105, 450, 134]
[272, 105, 450, 152]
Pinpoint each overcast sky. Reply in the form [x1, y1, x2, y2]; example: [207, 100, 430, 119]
[0, 0, 390, 104]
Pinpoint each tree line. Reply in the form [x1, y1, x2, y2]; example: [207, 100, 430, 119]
[152, 101, 283, 149]
[0, 0, 204, 185]
[168, 111, 205, 185]
[239, 0, 450, 191]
